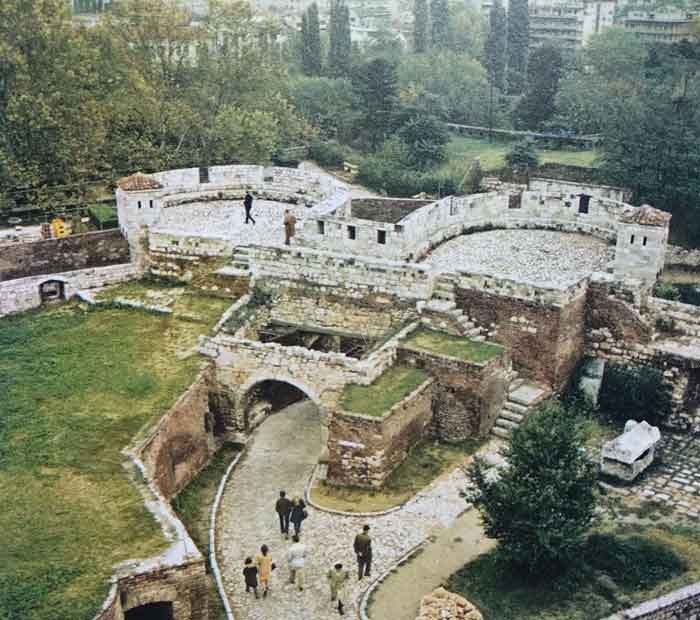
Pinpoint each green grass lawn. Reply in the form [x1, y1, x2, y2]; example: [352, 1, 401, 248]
[444, 136, 599, 172]
[402, 328, 503, 364]
[311, 438, 481, 512]
[339, 365, 430, 417]
[447, 523, 700, 620]
[0, 303, 219, 620]
[172, 445, 240, 620]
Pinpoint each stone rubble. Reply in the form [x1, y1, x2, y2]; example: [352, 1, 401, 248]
[417, 587, 483, 620]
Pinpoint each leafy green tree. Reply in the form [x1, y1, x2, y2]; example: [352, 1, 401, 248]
[514, 44, 563, 130]
[467, 403, 598, 574]
[485, 0, 507, 91]
[397, 113, 449, 168]
[506, 0, 529, 94]
[505, 138, 539, 172]
[353, 58, 399, 148]
[328, 0, 352, 77]
[414, 0, 429, 53]
[430, 0, 452, 49]
[461, 157, 483, 193]
[450, 2, 485, 57]
[210, 105, 279, 163]
[301, 2, 322, 76]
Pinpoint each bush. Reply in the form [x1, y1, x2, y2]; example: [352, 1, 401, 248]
[505, 138, 539, 171]
[309, 139, 345, 168]
[88, 204, 118, 229]
[598, 364, 673, 427]
[584, 533, 686, 590]
[467, 403, 597, 575]
[654, 281, 681, 301]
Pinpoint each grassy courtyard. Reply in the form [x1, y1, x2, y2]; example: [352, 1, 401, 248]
[339, 365, 430, 417]
[402, 328, 503, 364]
[444, 136, 599, 172]
[0, 301, 223, 620]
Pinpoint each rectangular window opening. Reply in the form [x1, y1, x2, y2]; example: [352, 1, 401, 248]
[199, 166, 210, 184]
[578, 194, 590, 214]
[630, 235, 635, 244]
[149, 199, 154, 209]
[317, 220, 325, 235]
[377, 230, 387, 245]
[347, 225, 356, 240]
[137, 201, 142, 209]
[643, 236, 648, 246]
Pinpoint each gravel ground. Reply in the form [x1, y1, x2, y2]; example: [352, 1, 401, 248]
[423, 230, 614, 287]
[153, 200, 310, 246]
[216, 401, 470, 620]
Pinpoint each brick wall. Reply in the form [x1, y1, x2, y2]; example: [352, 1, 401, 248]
[0, 229, 130, 282]
[326, 378, 435, 488]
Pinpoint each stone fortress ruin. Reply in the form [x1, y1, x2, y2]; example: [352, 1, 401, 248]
[6, 162, 700, 620]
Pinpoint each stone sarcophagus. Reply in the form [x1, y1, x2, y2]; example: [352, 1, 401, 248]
[600, 420, 661, 482]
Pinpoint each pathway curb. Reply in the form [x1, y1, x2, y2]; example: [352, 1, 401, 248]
[209, 447, 246, 620]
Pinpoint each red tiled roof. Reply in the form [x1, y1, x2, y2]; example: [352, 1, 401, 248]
[117, 172, 163, 192]
[620, 205, 671, 227]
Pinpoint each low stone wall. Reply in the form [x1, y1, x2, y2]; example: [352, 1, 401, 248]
[398, 346, 509, 441]
[0, 263, 138, 317]
[0, 229, 131, 282]
[605, 582, 700, 620]
[665, 245, 700, 272]
[249, 245, 434, 302]
[326, 378, 435, 488]
[138, 367, 229, 500]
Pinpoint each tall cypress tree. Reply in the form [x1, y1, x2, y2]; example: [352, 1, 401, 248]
[485, 0, 507, 91]
[301, 2, 322, 76]
[328, 0, 352, 77]
[506, 0, 529, 94]
[430, 0, 451, 49]
[414, 0, 429, 53]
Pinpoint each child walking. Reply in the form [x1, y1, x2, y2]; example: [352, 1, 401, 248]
[255, 544, 276, 598]
[243, 557, 259, 599]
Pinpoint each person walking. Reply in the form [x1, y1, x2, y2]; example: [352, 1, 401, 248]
[353, 524, 372, 580]
[275, 490, 293, 539]
[327, 562, 350, 615]
[290, 496, 308, 537]
[255, 544, 276, 598]
[243, 557, 259, 599]
[283, 209, 297, 245]
[244, 191, 256, 225]
[287, 534, 306, 592]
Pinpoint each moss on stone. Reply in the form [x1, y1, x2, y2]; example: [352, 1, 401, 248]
[403, 328, 503, 363]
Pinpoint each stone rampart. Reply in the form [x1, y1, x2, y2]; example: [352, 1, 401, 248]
[0, 229, 130, 282]
[137, 367, 228, 500]
[326, 378, 435, 488]
[0, 263, 138, 317]
[604, 582, 700, 620]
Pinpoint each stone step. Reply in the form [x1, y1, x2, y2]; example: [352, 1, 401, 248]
[504, 400, 529, 415]
[425, 300, 456, 312]
[232, 255, 250, 264]
[434, 293, 456, 302]
[508, 378, 526, 392]
[491, 426, 511, 439]
[216, 266, 250, 278]
[509, 383, 549, 407]
[500, 409, 524, 423]
[495, 417, 519, 431]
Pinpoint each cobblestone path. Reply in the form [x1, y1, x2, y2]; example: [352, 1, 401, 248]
[217, 400, 470, 620]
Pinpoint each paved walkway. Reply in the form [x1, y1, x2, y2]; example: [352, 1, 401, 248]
[216, 401, 471, 620]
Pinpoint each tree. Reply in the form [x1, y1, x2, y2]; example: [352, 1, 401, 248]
[506, 0, 529, 94]
[414, 0, 429, 53]
[461, 157, 483, 193]
[467, 403, 597, 574]
[328, 0, 352, 77]
[505, 139, 539, 173]
[430, 0, 451, 49]
[301, 3, 322, 76]
[514, 44, 563, 130]
[397, 113, 449, 168]
[485, 0, 507, 91]
[353, 58, 399, 148]
[451, 3, 485, 57]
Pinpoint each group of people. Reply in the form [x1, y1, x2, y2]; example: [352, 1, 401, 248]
[242, 191, 297, 246]
[241, 490, 374, 616]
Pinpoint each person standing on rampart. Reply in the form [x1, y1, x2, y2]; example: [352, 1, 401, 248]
[283, 209, 297, 245]
[244, 191, 256, 225]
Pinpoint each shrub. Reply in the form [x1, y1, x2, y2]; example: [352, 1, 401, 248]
[654, 281, 681, 301]
[598, 364, 673, 427]
[504, 138, 539, 172]
[467, 403, 597, 575]
[309, 139, 345, 168]
[584, 533, 686, 590]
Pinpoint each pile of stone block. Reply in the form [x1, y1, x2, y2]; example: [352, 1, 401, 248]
[417, 587, 483, 620]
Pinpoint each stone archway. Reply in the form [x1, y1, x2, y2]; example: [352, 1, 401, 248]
[238, 375, 329, 461]
[38, 279, 66, 304]
[124, 601, 173, 620]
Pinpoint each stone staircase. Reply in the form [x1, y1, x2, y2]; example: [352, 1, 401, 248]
[491, 377, 552, 440]
[216, 246, 251, 278]
[424, 274, 483, 339]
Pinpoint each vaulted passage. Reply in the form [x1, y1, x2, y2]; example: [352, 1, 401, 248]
[125, 602, 173, 620]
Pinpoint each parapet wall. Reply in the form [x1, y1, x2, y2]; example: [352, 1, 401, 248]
[605, 581, 700, 620]
[0, 229, 130, 282]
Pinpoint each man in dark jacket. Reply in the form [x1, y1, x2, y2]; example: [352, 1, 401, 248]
[353, 524, 372, 580]
[275, 490, 292, 539]
[244, 191, 256, 225]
